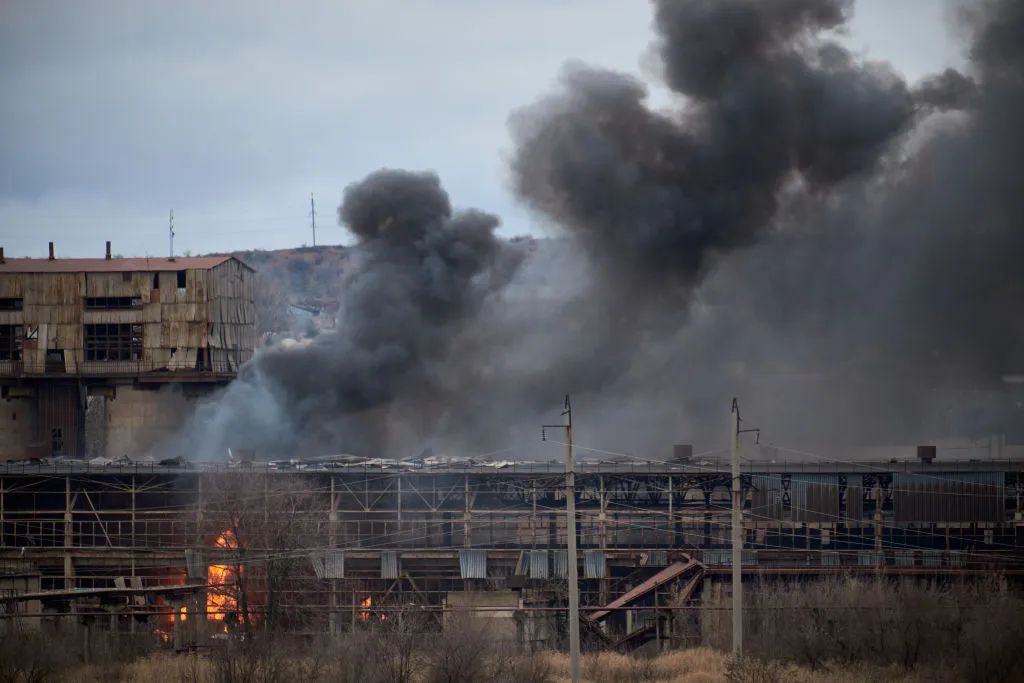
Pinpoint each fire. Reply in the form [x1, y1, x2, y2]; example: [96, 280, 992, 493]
[359, 596, 372, 621]
[208, 530, 240, 625]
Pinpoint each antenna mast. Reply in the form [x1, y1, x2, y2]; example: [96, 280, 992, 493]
[310, 193, 317, 247]
[169, 209, 175, 259]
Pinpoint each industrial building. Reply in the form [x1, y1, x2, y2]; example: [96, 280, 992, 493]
[0, 243, 255, 460]
[0, 448, 1021, 649]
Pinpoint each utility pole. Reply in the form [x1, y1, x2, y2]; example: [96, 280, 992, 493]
[310, 193, 317, 247]
[169, 209, 175, 259]
[730, 398, 758, 661]
[543, 395, 580, 683]
[730, 399, 743, 660]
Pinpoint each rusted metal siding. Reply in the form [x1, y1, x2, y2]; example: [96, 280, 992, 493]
[893, 472, 1004, 522]
[36, 382, 82, 457]
[0, 257, 254, 376]
[207, 259, 256, 371]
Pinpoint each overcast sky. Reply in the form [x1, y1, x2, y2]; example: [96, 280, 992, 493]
[0, 0, 964, 259]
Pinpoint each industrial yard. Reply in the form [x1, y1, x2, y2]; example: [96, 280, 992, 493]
[3, 0, 1024, 680]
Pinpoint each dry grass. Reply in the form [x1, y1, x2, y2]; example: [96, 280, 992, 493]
[40, 648, 934, 683]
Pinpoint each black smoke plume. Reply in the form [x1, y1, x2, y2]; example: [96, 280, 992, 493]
[179, 0, 1024, 459]
[179, 169, 521, 456]
[506, 0, 1024, 450]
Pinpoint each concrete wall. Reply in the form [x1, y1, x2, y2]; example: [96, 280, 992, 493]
[445, 590, 519, 642]
[103, 385, 198, 458]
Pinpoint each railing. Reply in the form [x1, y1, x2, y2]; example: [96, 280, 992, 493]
[0, 358, 246, 377]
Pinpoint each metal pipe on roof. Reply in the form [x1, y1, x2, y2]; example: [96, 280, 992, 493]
[48, 241, 55, 260]
[105, 241, 111, 260]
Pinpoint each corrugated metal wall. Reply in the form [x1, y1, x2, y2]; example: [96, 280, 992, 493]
[846, 474, 866, 520]
[893, 472, 1004, 522]
[751, 475, 783, 520]
[584, 550, 606, 578]
[458, 549, 487, 579]
[529, 550, 549, 579]
[790, 474, 841, 522]
[380, 550, 399, 579]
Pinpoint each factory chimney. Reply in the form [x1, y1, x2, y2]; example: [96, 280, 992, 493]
[48, 242, 55, 260]
[105, 241, 111, 260]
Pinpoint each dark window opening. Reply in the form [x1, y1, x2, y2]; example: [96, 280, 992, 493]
[84, 323, 143, 361]
[0, 325, 24, 361]
[0, 298, 23, 311]
[51, 427, 64, 455]
[152, 272, 159, 289]
[84, 296, 142, 310]
[177, 270, 187, 288]
[45, 349, 65, 373]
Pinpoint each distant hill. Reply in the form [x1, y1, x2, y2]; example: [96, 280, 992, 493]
[224, 244, 352, 339]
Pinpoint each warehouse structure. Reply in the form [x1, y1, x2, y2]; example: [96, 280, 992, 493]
[0, 243, 255, 459]
[0, 451, 1021, 649]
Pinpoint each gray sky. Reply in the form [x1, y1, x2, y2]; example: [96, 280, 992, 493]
[0, 0, 964, 258]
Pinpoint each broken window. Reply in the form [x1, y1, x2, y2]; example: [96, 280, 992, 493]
[0, 298, 23, 311]
[0, 325, 23, 361]
[84, 323, 143, 361]
[84, 296, 142, 310]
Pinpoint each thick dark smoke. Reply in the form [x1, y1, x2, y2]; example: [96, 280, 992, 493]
[176, 0, 1024, 460]
[512, 0, 913, 290]
[501, 0, 1024, 451]
[178, 169, 521, 456]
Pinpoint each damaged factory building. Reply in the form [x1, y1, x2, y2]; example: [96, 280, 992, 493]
[0, 243, 255, 460]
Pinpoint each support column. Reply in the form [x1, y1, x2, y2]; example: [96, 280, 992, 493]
[64, 477, 74, 590]
[130, 475, 137, 633]
[531, 484, 538, 548]
[599, 476, 609, 606]
[873, 479, 883, 553]
[329, 476, 338, 636]
[463, 475, 471, 548]
[0, 477, 5, 548]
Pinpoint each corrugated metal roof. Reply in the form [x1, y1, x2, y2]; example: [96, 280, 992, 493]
[0, 255, 250, 273]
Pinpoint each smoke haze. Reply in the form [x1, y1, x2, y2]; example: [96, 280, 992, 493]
[176, 0, 1024, 460]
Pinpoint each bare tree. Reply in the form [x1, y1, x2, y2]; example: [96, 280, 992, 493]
[200, 473, 327, 636]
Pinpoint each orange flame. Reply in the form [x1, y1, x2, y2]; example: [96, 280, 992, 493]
[208, 530, 240, 626]
[359, 596, 371, 621]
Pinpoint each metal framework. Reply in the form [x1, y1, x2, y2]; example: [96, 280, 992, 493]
[1, 459, 1022, 648]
